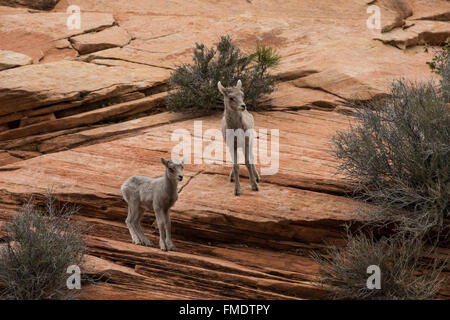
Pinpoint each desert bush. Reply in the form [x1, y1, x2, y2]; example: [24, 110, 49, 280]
[426, 39, 449, 75]
[312, 230, 446, 300]
[167, 35, 280, 114]
[0, 195, 86, 300]
[426, 38, 450, 101]
[332, 62, 449, 236]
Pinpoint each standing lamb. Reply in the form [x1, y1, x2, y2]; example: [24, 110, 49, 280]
[121, 158, 184, 251]
[218, 79, 260, 196]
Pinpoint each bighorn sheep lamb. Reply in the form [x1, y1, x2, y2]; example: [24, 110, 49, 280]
[218, 79, 260, 196]
[121, 158, 184, 251]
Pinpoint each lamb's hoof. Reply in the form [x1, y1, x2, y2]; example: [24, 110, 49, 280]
[252, 184, 259, 191]
[234, 189, 240, 196]
[141, 238, 153, 247]
[159, 240, 168, 251]
[133, 239, 153, 247]
[166, 242, 176, 251]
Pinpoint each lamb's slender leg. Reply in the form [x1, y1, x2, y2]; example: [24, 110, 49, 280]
[162, 210, 176, 251]
[231, 142, 240, 196]
[229, 169, 235, 182]
[125, 201, 142, 245]
[252, 164, 260, 182]
[133, 207, 153, 246]
[154, 207, 167, 251]
[250, 146, 260, 182]
[245, 138, 258, 191]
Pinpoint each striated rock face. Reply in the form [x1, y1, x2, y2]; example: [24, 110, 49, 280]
[0, 0, 59, 10]
[0, 60, 167, 113]
[0, 109, 359, 299]
[375, 21, 450, 49]
[0, 0, 449, 299]
[0, 10, 115, 62]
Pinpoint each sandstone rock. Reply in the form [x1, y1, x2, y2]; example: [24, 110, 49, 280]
[0, 108, 359, 299]
[0, 60, 169, 117]
[45, 0, 437, 105]
[0, 107, 447, 299]
[268, 82, 340, 111]
[0, 49, 32, 70]
[0, 151, 21, 166]
[0, 12, 115, 38]
[1, 0, 449, 300]
[0, 124, 9, 132]
[0, 92, 168, 141]
[375, 0, 413, 32]
[19, 113, 55, 127]
[0, 0, 59, 10]
[0, 11, 115, 62]
[5, 150, 41, 159]
[291, 39, 434, 100]
[0, 110, 352, 240]
[0, 111, 193, 155]
[70, 26, 132, 55]
[409, 0, 450, 21]
[34, 111, 194, 154]
[53, 38, 71, 49]
[375, 21, 450, 49]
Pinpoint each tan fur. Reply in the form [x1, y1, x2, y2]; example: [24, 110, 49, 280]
[121, 158, 184, 251]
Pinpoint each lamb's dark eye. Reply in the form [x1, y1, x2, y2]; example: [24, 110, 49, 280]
[229, 97, 234, 101]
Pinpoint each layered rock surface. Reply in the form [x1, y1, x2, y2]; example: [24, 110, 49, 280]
[0, 109, 359, 299]
[0, 0, 449, 299]
[0, 0, 60, 10]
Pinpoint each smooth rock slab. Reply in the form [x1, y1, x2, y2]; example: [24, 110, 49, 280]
[0, 11, 115, 62]
[0, 49, 32, 70]
[0, 60, 169, 116]
[70, 26, 132, 55]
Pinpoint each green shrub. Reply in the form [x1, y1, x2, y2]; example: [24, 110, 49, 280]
[426, 38, 449, 75]
[312, 230, 446, 300]
[0, 195, 86, 300]
[167, 35, 280, 114]
[332, 66, 449, 236]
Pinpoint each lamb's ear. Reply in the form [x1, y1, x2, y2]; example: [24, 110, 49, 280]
[217, 81, 226, 95]
[235, 79, 242, 90]
[160, 157, 169, 167]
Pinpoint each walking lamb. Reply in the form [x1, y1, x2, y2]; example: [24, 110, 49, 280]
[218, 79, 260, 196]
[121, 158, 184, 251]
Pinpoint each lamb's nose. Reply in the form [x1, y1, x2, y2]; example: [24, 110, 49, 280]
[178, 175, 183, 181]
[240, 104, 246, 110]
